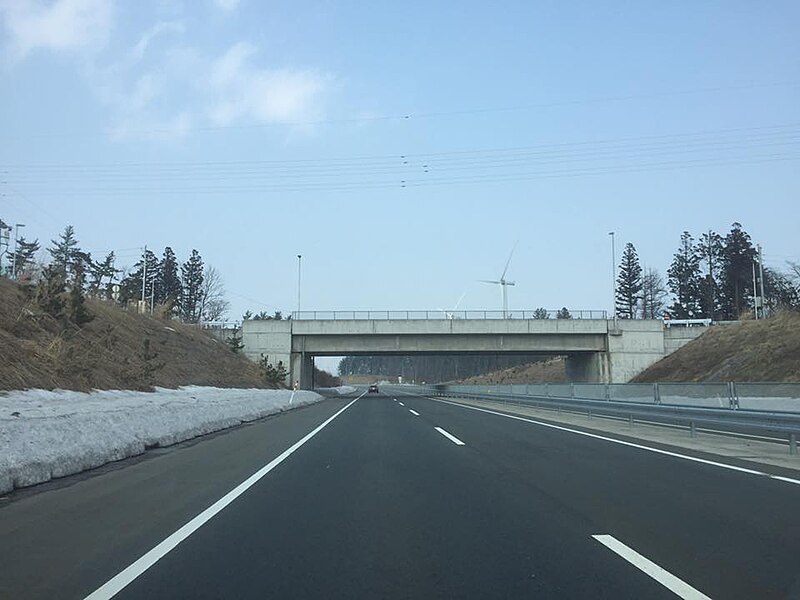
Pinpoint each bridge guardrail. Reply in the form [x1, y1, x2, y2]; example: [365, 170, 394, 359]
[388, 383, 800, 455]
[291, 309, 608, 321]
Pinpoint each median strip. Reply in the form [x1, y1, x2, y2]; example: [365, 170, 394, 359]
[435, 426, 465, 446]
[592, 534, 711, 599]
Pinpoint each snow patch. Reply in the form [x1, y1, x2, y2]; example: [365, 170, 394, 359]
[0, 386, 321, 495]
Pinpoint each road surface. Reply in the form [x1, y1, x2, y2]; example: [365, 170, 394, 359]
[2, 390, 799, 599]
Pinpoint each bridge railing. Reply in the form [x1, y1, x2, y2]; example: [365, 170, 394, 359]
[290, 309, 608, 321]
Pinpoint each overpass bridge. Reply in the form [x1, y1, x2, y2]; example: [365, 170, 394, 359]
[241, 311, 707, 389]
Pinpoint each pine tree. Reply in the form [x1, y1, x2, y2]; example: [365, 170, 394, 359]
[556, 307, 572, 319]
[720, 222, 757, 320]
[532, 307, 550, 319]
[68, 259, 94, 325]
[11, 237, 40, 279]
[615, 242, 643, 319]
[88, 252, 118, 298]
[118, 249, 158, 306]
[180, 249, 204, 323]
[157, 247, 181, 314]
[48, 225, 80, 280]
[667, 231, 702, 318]
[696, 230, 724, 319]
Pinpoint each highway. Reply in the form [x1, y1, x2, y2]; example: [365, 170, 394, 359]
[2, 390, 799, 599]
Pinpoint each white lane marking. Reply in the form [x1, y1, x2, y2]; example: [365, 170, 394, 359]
[435, 426, 465, 446]
[84, 393, 365, 600]
[398, 402, 405, 406]
[426, 397, 800, 487]
[593, 534, 712, 600]
[409, 409, 420, 416]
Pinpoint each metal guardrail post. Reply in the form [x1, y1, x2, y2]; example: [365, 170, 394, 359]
[570, 383, 575, 399]
[690, 421, 697, 438]
[546, 383, 550, 398]
[605, 384, 610, 401]
[654, 383, 661, 405]
[790, 433, 797, 456]
[628, 414, 634, 427]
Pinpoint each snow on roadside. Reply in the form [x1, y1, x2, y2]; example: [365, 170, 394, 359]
[0, 386, 322, 495]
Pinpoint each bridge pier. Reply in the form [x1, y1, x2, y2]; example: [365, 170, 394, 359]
[290, 352, 314, 390]
[565, 352, 609, 383]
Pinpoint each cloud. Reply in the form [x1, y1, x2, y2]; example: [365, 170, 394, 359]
[206, 42, 331, 126]
[130, 20, 184, 63]
[213, 0, 240, 12]
[0, 0, 114, 62]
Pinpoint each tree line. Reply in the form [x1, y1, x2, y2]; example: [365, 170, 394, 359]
[0, 221, 230, 325]
[615, 222, 799, 320]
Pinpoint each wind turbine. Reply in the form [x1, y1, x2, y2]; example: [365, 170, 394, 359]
[438, 292, 466, 320]
[479, 243, 517, 318]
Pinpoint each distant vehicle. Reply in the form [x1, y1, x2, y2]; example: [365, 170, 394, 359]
[368, 384, 379, 394]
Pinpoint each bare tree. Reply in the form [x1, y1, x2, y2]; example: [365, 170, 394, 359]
[198, 265, 230, 322]
[640, 267, 668, 319]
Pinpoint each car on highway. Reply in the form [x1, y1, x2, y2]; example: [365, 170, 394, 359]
[368, 384, 379, 394]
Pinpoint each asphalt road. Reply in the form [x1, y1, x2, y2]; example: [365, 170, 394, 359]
[2, 390, 799, 599]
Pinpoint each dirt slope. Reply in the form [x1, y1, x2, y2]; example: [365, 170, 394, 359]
[451, 357, 567, 384]
[0, 278, 269, 392]
[633, 312, 800, 383]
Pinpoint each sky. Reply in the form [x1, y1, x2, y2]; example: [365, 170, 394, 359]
[1, 0, 799, 339]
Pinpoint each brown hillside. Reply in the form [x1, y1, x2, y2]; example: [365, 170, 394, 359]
[452, 357, 567, 385]
[633, 312, 800, 383]
[0, 278, 270, 392]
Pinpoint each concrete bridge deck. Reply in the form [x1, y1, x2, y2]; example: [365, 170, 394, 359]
[242, 315, 708, 389]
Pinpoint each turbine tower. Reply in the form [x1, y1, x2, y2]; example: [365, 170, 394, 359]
[479, 243, 517, 318]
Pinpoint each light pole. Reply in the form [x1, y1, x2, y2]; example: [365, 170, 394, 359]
[609, 231, 617, 326]
[296, 254, 302, 316]
[12, 223, 24, 279]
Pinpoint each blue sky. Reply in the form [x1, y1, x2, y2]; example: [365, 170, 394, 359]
[2, 0, 799, 326]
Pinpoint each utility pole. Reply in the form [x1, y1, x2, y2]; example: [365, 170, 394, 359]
[141, 246, 147, 311]
[12, 223, 25, 279]
[0, 223, 10, 276]
[758, 244, 765, 318]
[752, 261, 758, 320]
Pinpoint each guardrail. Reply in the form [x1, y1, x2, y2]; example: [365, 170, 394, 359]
[392, 383, 800, 455]
[291, 309, 608, 321]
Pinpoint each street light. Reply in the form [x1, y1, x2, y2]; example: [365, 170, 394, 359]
[297, 254, 302, 316]
[12, 223, 25, 279]
[609, 231, 617, 326]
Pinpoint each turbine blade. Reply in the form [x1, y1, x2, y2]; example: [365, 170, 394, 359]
[500, 240, 518, 280]
[479, 280, 501, 284]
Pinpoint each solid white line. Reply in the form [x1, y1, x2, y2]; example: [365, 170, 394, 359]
[398, 402, 405, 406]
[435, 426, 465, 446]
[426, 397, 800, 486]
[409, 409, 420, 416]
[84, 393, 364, 600]
[593, 534, 711, 599]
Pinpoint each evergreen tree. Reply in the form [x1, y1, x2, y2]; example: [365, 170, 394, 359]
[532, 307, 550, 319]
[118, 249, 158, 306]
[157, 247, 181, 314]
[720, 222, 757, 320]
[667, 231, 702, 318]
[640, 267, 667, 319]
[48, 225, 80, 280]
[11, 237, 40, 278]
[556, 307, 572, 319]
[696, 230, 724, 319]
[88, 252, 118, 298]
[180, 249, 204, 323]
[68, 259, 94, 325]
[615, 242, 643, 319]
